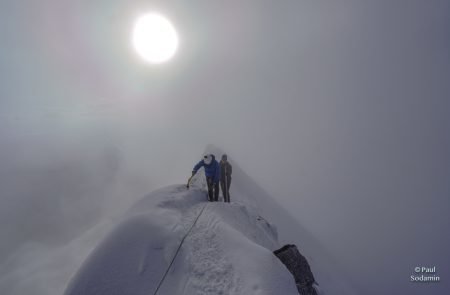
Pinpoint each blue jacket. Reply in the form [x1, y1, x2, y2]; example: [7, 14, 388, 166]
[193, 155, 221, 183]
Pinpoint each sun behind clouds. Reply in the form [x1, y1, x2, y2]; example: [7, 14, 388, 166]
[132, 12, 179, 64]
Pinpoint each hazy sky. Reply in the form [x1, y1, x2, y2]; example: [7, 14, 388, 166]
[1, 1, 449, 294]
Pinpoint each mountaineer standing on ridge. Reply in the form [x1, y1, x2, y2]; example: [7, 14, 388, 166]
[220, 154, 232, 203]
[189, 154, 221, 202]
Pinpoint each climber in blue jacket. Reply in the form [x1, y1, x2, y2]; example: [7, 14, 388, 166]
[191, 154, 221, 201]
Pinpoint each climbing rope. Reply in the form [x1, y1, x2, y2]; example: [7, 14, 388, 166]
[153, 202, 208, 295]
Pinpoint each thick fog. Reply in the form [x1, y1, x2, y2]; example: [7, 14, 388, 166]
[1, 1, 449, 294]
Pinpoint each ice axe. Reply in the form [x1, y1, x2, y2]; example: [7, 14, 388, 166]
[186, 174, 194, 189]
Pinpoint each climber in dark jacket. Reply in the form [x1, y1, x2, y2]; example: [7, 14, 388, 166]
[220, 154, 232, 203]
[192, 154, 221, 201]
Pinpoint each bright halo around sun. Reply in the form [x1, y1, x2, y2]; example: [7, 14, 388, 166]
[132, 13, 179, 64]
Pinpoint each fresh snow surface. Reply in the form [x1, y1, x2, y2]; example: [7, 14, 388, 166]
[64, 181, 298, 295]
[64, 147, 357, 295]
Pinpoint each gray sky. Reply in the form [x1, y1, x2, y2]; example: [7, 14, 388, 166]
[1, 1, 449, 294]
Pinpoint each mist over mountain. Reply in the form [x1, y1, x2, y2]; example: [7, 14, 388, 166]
[1, 1, 449, 294]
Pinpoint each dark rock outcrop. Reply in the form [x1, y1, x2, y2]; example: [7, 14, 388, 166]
[274, 244, 318, 295]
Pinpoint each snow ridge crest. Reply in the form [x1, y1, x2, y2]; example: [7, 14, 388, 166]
[64, 184, 299, 295]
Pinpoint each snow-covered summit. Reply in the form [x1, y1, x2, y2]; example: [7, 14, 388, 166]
[64, 184, 298, 295]
[64, 149, 357, 294]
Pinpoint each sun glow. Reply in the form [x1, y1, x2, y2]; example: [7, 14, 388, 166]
[132, 13, 179, 64]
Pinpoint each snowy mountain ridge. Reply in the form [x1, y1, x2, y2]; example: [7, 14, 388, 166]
[64, 148, 357, 294]
[64, 182, 299, 294]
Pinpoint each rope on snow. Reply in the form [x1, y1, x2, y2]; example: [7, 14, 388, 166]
[153, 202, 208, 295]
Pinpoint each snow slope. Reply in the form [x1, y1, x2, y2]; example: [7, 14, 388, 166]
[64, 183, 298, 295]
[64, 148, 357, 294]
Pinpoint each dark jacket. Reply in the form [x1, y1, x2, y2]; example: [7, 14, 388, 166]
[220, 160, 232, 181]
[193, 155, 221, 183]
